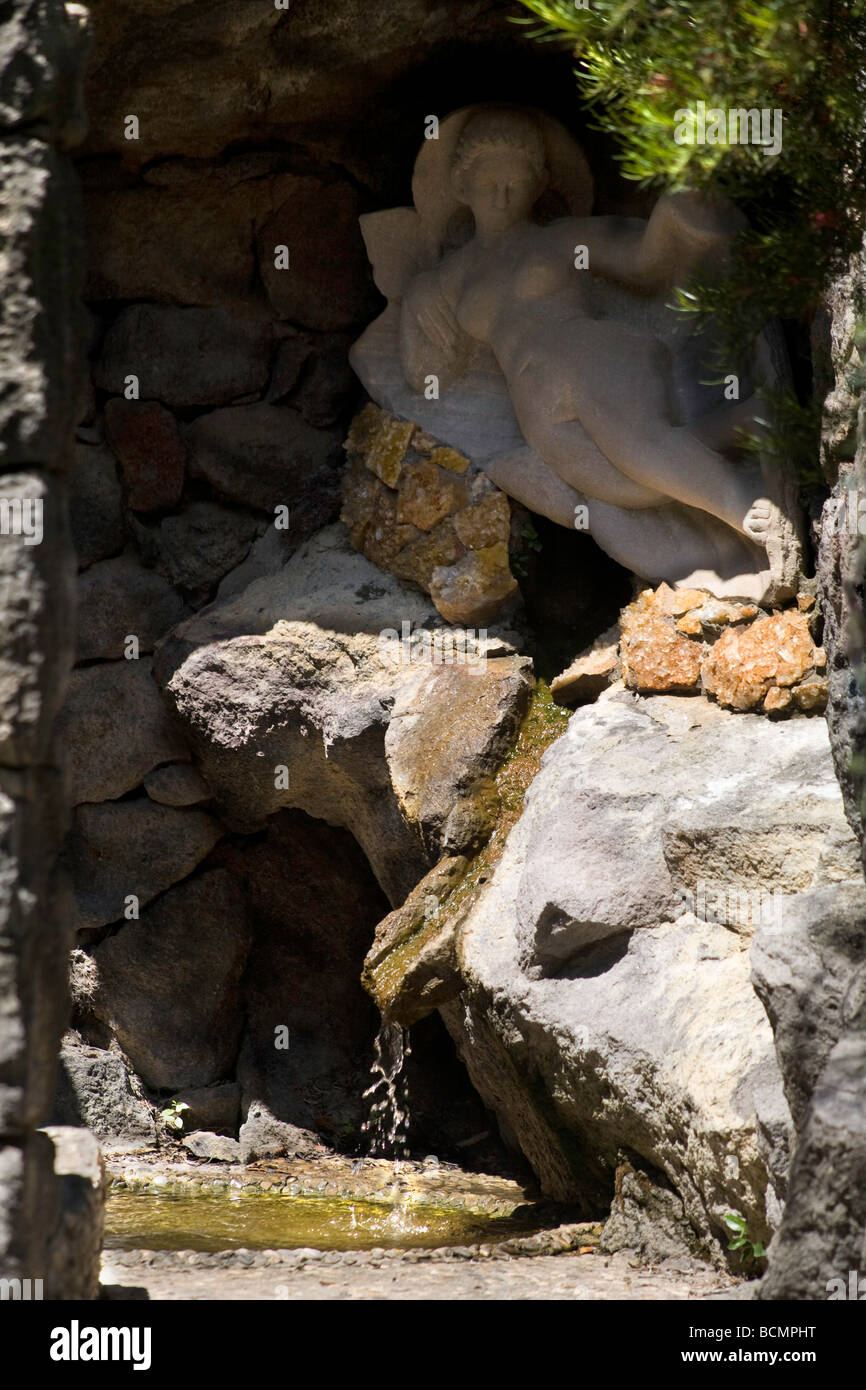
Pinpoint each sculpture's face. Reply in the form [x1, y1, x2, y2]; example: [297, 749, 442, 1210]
[457, 149, 545, 238]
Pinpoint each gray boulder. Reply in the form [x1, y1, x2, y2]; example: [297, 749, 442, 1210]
[758, 1032, 866, 1301]
[76, 553, 184, 660]
[131, 500, 263, 603]
[155, 524, 530, 905]
[753, 881, 866, 1297]
[438, 688, 863, 1258]
[69, 442, 124, 569]
[185, 402, 343, 514]
[238, 1100, 327, 1164]
[52, 1032, 157, 1151]
[89, 869, 253, 1091]
[65, 799, 222, 929]
[182, 1131, 242, 1163]
[56, 658, 188, 805]
[94, 304, 272, 407]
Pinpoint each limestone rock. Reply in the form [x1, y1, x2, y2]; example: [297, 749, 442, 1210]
[430, 545, 519, 626]
[702, 609, 827, 713]
[434, 688, 863, 1254]
[185, 402, 343, 515]
[238, 1101, 327, 1164]
[551, 624, 620, 706]
[755, 255, 866, 1298]
[69, 442, 124, 569]
[65, 800, 222, 930]
[386, 657, 532, 857]
[56, 658, 188, 805]
[363, 857, 469, 1025]
[752, 880, 866, 1132]
[131, 500, 264, 603]
[143, 761, 210, 807]
[76, 554, 184, 660]
[89, 870, 252, 1091]
[52, 1032, 157, 1151]
[183, 1131, 242, 1163]
[103, 398, 185, 512]
[758, 1033, 866, 1301]
[155, 524, 526, 906]
[95, 304, 272, 407]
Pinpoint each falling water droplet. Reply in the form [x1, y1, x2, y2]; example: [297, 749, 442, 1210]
[361, 1020, 411, 1159]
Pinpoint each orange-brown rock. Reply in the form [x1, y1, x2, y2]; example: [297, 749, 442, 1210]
[453, 492, 511, 550]
[428, 446, 469, 474]
[345, 402, 413, 487]
[430, 544, 518, 626]
[342, 405, 518, 625]
[396, 459, 468, 531]
[701, 610, 826, 712]
[621, 614, 703, 692]
[388, 518, 464, 591]
[340, 456, 420, 566]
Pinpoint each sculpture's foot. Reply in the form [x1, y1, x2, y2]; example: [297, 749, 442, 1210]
[743, 495, 802, 605]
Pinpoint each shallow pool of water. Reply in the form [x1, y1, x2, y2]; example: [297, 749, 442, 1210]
[104, 1191, 545, 1254]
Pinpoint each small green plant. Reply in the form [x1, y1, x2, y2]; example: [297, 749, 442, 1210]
[512, 520, 544, 578]
[159, 1099, 189, 1133]
[724, 1211, 767, 1267]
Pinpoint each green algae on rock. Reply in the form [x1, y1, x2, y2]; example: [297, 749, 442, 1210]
[363, 682, 571, 1023]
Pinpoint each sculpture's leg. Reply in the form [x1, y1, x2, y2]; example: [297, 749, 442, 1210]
[586, 496, 769, 595]
[535, 415, 665, 509]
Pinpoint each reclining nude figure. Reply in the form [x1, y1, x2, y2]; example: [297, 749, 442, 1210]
[351, 105, 802, 603]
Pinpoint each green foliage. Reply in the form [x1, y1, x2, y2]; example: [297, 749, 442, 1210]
[724, 1211, 767, 1267]
[515, 2, 866, 477]
[512, 520, 544, 578]
[159, 1099, 189, 1133]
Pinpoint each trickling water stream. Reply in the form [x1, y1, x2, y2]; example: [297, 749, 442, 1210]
[360, 1020, 411, 1158]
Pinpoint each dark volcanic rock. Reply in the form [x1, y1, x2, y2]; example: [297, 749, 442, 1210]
[103, 398, 186, 512]
[76, 553, 183, 659]
[184, 402, 343, 515]
[52, 1032, 157, 1151]
[89, 869, 253, 1091]
[96, 304, 272, 408]
[68, 442, 124, 569]
[65, 799, 222, 930]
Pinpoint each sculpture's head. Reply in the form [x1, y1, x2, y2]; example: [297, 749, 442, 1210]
[451, 110, 548, 239]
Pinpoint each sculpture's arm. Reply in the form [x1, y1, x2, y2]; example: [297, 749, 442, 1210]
[399, 269, 471, 394]
[548, 193, 746, 293]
